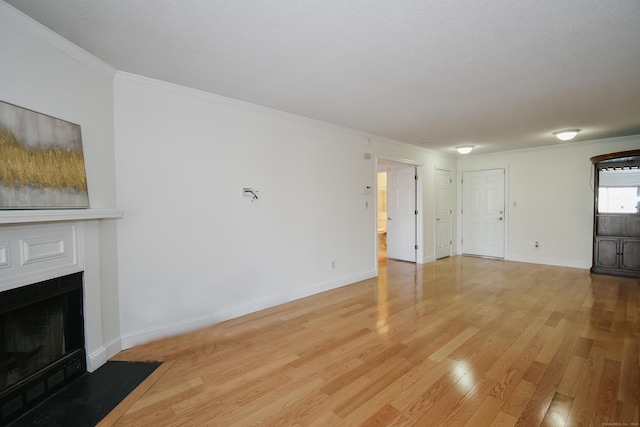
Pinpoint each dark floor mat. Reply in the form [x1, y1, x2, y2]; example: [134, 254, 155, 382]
[9, 361, 160, 427]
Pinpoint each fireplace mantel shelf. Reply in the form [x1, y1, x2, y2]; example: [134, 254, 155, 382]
[0, 208, 124, 224]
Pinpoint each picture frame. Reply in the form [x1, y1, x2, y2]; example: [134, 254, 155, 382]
[0, 101, 89, 209]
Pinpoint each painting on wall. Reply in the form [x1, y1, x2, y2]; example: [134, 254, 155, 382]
[0, 101, 89, 209]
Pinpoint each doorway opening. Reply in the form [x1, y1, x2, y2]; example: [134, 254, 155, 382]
[377, 171, 388, 264]
[376, 159, 421, 267]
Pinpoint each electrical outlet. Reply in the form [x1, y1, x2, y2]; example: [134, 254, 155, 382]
[535, 241, 539, 248]
[330, 260, 336, 270]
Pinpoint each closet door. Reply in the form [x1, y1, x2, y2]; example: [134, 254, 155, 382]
[435, 168, 452, 259]
[386, 167, 416, 262]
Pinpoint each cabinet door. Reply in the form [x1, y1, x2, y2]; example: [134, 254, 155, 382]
[621, 238, 640, 271]
[595, 237, 619, 268]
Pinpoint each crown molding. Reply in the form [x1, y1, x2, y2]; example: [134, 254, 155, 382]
[0, 1, 116, 79]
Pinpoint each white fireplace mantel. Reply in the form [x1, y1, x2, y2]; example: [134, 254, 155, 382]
[0, 210, 124, 373]
[0, 208, 124, 225]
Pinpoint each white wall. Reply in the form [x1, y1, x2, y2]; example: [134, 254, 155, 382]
[457, 135, 640, 268]
[114, 73, 456, 347]
[0, 2, 121, 368]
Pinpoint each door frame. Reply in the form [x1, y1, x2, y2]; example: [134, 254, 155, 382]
[456, 166, 510, 257]
[375, 157, 423, 270]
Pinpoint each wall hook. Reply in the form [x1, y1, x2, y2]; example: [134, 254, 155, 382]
[243, 188, 259, 202]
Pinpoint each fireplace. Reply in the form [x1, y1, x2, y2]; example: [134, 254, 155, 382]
[0, 272, 86, 424]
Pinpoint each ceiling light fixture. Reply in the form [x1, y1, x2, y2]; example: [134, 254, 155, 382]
[456, 145, 474, 154]
[553, 129, 580, 141]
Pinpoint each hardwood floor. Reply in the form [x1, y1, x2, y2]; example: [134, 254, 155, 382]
[104, 256, 639, 426]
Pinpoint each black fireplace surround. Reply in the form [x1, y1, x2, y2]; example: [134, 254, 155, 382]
[0, 272, 86, 424]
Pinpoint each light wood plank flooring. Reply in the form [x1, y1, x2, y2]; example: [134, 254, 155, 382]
[104, 256, 639, 426]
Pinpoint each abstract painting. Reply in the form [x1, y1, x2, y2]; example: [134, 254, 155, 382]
[0, 101, 89, 208]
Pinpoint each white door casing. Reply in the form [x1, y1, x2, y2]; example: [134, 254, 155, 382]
[462, 169, 505, 258]
[387, 167, 416, 262]
[435, 168, 452, 259]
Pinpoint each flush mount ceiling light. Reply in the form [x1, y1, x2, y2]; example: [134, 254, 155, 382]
[456, 145, 474, 154]
[553, 129, 581, 141]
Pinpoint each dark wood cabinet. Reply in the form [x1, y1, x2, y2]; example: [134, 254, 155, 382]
[594, 236, 618, 269]
[621, 238, 640, 271]
[594, 236, 640, 275]
[591, 150, 640, 278]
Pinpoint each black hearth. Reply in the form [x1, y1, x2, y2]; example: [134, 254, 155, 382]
[0, 272, 86, 424]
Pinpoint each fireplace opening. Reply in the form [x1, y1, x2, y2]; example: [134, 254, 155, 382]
[0, 272, 86, 424]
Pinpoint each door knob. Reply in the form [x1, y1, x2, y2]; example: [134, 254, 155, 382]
[497, 217, 503, 221]
[387, 217, 392, 220]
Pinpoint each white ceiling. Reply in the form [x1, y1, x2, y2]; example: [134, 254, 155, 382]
[6, 0, 640, 155]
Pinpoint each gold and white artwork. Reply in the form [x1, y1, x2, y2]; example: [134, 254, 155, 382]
[0, 101, 89, 209]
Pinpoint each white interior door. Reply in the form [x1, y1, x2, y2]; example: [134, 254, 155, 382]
[462, 169, 505, 258]
[435, 168, 452, 259]
[387, 167, 416, 262]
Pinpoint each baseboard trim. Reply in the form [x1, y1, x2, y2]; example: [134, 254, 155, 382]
[120, 270, 377, 350]
[453, 251, 591, 270]
[86, 337, 122, 373]
[87, 347, 107, 372]
[505, 255, 591, 270]
[104, 337, 123, 360]
[421, 255, 436, 264]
